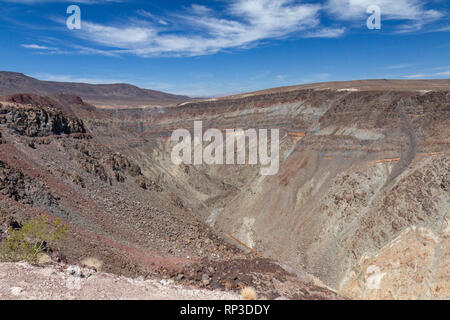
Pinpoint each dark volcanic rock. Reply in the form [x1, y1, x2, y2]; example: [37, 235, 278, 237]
[0, 103, 85, 137]
[0, 160, 57, 206]
[106, 153, 142, 177]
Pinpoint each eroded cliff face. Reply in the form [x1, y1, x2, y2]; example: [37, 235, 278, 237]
[211, 91, 449, 299]
[0, 102, 85, 137]
[86, 87, 449, 299]
[341, 218, 449, 300]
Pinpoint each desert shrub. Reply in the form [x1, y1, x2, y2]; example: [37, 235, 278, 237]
[81, 257, 103, 271]
[0, 215, 67, 264]
[241, 287, 257, 300]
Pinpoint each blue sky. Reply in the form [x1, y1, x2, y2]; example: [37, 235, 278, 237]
[0, 0, 449, 96]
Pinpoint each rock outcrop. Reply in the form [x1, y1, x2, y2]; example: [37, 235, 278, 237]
[0, 102, 85, 137]
[0, 160, 56, 206]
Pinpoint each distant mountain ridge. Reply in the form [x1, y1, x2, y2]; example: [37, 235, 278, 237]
[0, 71, 190, 108]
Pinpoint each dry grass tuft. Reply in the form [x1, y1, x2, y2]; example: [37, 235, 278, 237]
[241, 287, 257, 300]
[81, 257, 103, 271]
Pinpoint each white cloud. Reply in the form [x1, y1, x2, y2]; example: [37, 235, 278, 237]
[250, 70, 271, 81]
[21, 43, 68, 54]
[21, 44, 53, 50]
[275, 74, 288, 83]
[64, 0, 333, 57]
[81, 22, 156, 48]
[137, 10, 169, 26]
[190, 4, 213, 16]
[21, 42, 117, 56]
[385, 63, 416, 70]
[70, 44, 120, 57]
[402, 74, 428, 79]
[16, 0, 446, 58]
[402, 69, 450, 78]
[33, 73, 126, 84]
[432, 25, 450, 32]
[304, 27, 346, 38]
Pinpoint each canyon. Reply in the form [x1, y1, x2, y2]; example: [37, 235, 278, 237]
[0, 75, 449, 299]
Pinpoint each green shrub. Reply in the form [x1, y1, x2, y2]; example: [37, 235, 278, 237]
[0, 215, 67, 264]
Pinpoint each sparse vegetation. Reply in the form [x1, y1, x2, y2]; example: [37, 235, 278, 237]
[0, 215, 67, 264]
[81, 257, 103, 271]
[241, 287, 257, 300]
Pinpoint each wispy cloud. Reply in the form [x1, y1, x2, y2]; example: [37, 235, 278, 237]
[21, 43, 67, 54]
[304, 27, 346, 38]
[21, 44, 53, 50]
[137, 10, 168, 26]
[402, 69, 450, 78]
[32, 73, 126, 84]
[15, 0, 448, 58]
[432, 25, 450, 32]
[70, 0, 326, 57]
[385, 63, 417, 70]
[250, 70, 271, 81]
